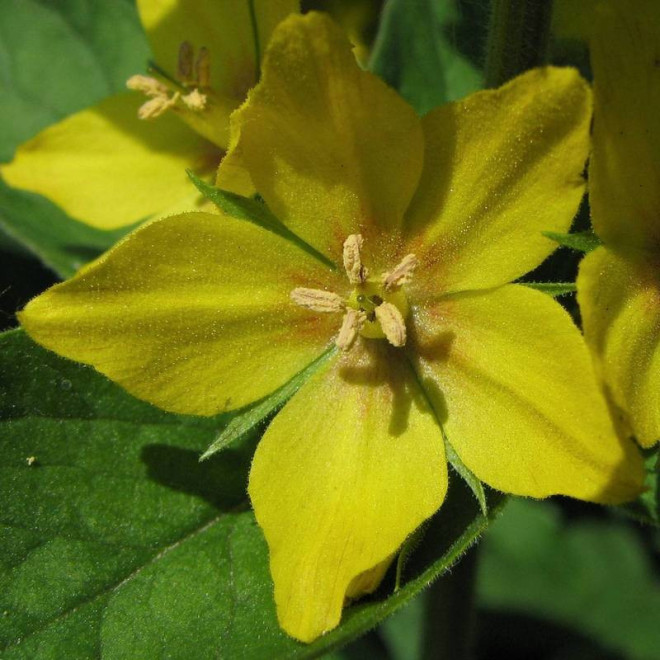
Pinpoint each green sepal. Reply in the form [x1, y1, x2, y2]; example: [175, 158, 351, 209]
[443, 430, 488, 517]
[186, 171, 336, 270]
[200, 348, 337, 461]
[543, 230, 602, 253]
[523, 281, 577, 297]
[619, 446, 660, 527]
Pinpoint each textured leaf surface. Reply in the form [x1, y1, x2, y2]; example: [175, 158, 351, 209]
[369, 0, 483, 115]
[0, 0, 149, 275]
[1, 329, 502, 658]
[522, 281, 577, 297]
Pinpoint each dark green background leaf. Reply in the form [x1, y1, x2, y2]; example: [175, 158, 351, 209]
[1, 329, 502, 658]
[369, 0, 483, 115]
[478, 498, 660, 660]
[0, 0, 149, 277]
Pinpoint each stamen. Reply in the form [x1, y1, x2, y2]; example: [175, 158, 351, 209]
[126, 74, 169, 97]
[336, 308, 366, 351]
[178, 41, 194, 83]
[196, 46, 211, 88]
[343, 234, 368, 284]
[382, 254, 418, 291]
[291, 288, 345, 313]
[137, 93, 179, 120]
[182, 89, 208, 111]
[375, 302, 406, 347]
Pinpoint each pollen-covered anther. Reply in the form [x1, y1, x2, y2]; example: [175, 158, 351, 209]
[126, 74, 169, 97]
[382, 254, 418, 291]
[182, 89, 208, 111]
[291, 288, 345, 313]
[137, 93, 180, 120]
[375, 302, 407, 347]
[336, 308, 367, 351]
[343, 234, 369, 284]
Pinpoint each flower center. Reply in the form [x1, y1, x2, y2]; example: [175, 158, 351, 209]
[125, 42, 232, 149]
[291, 234, 417, 351]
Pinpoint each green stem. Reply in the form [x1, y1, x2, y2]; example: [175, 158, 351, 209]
[485, 0, 554, 88]
[421, 546, 480, 660]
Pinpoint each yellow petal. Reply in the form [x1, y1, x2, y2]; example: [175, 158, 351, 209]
[404, 67, 591, 294]
[578, 247, 660, 448]
[20, 211, 342, 415]
[221, 12, 424, 265]
[249, 341, 447, 642]
[1, 93, 217, 229]
[137, 0, 297, 100]
[409, 284, 644, 503]
[589, 0, 660, 251]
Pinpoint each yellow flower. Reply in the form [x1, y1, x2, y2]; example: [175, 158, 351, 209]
[577, 0, 660, 448]
[0, 0, 296, 229]
[19, 13, 644, 644]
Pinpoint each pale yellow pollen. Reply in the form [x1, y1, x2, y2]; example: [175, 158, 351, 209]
[291, 288, 345, 313]
[336, 308, 366, 351]
[375, 302, 406, 347]
[137, 93, 179, 120]
[343, 234, 369, 284]
[126, 74, 169, 97]
[382, 254, 418, 291]
[182, 89, 208, 111]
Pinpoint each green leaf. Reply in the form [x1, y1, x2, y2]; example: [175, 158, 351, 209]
[0, 0, 149, 161]
[543, 230, 602, 253]
[369, 0, 483, 115]
[187, 171, 337, 270]
[0, 180, 135, 279]
[0, 0, 149, 276]
[201, 348, 337, 460]
[1, 328, 503, 658]
[620, 447, 660, 527]
[522, 281, 577, 297]
[478, 498, 660, 660]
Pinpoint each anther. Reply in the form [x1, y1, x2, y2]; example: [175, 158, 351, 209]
[182, 89, 208, 111]
[343, 234, 368, 284]
[196, 46, 211, 88]
[383, 254, 418, 291]
[336, 308, 366, 351]
[126, 75, 169, 97]
[375, 302, 407, 347]
[178, 41, 194, 83]
[137, 94, 179, 120]
[291, 288, 345, 313]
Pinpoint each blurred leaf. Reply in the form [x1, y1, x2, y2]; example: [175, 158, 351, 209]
[369, 0, 482, 115]
[478, 498, 660, 660]
[543, 230, 602, 253]
[523, 281, 577, 296]
[1, 329, 503, 658]
[621, 447, 660, 527]
[0, 0, 149, 275]
[201, 348, 336, 460]
[0, 180, 134, 279]
[0, 0, 149, 161]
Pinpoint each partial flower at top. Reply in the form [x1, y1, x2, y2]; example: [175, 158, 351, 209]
[19, 13, 644, 644]
[0, 0, 297, 229]
[577, 0, 660, 448]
